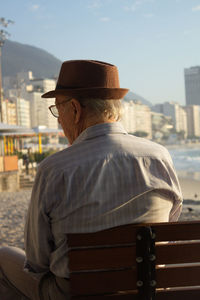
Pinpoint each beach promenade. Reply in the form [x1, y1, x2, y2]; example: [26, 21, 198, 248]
[1, 178, 200, 249]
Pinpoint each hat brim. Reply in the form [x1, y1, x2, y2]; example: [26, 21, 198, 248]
[41, 87, 129, 99]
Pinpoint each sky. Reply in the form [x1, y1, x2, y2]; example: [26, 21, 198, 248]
[1, 0, 200, 105]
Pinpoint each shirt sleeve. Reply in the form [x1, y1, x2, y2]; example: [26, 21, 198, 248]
[24, 167, 54, 277]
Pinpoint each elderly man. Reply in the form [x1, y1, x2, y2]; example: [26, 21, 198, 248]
[0, 60, 182, 299]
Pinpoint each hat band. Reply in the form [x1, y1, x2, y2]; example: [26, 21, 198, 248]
[56, 84, 83, 90]
[56, 85, 122, 90]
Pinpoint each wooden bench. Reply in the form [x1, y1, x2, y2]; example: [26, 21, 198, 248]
[67, 220, 200, 299]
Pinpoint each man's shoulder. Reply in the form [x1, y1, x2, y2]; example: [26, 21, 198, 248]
[38, 147, 70, 173]
[38, 135, 171, 175]
[120, 134, 170, 157]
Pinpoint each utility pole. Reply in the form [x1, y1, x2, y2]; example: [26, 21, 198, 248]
[0, 18, 14, 122]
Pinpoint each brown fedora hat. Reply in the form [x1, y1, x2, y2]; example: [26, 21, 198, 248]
[42, 60, 129, 99]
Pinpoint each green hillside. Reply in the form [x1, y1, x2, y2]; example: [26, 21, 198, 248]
[1, 40, 62, 79]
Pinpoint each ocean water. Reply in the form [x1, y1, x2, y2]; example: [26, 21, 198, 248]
[168, 147, 200, 173]
[167, 147, 200, 181]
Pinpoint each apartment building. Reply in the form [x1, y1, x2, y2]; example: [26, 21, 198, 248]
[1, 99, 17, 125]
[152, 102, 188, 137]
[121, 101, 136, 133]
[184, 66, 200, 106]
[16, 98, 31, 128]
[184, 105, 200, 137]
[121, 101, 152, 139]
[151, 111, 173, 140]
[27, 78, 58, 129]
[28, 92, 47, 128]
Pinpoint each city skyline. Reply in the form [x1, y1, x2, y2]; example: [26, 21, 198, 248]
[3, 69, 200, 140]
[1, 0, 200, 105]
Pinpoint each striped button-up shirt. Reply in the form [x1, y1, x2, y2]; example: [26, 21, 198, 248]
[24, 122, 182, 278]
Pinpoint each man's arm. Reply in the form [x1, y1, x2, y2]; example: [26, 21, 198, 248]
[24, 168, 54, 277]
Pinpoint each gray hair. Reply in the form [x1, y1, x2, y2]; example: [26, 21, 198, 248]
[78, 98, 122, 121]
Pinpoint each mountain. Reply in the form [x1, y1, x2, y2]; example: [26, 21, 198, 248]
[1, 40, 62, 79]
[1, 40, 152, 107]
[124, 91, 152, 107]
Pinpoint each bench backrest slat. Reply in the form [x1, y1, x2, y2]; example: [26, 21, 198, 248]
[72, 289, 200, 300]
[70, 266, 200, 295]
[72, 294, 138, 299]
[70, 269, 137, 295]
[69, 241, 200, 271]
[157, 265, 200, 287]
[155, 289, 200, 300]
[69, 246, 136, 271]
[68, 221, 200, 298]
[156, 242, 200, 264]
[67, 221, 200, 247]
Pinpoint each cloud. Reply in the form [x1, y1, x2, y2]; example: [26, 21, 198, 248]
[30, 4, 40, 11]
[124, 1, 141, 12]
[192, 5, 200, 12]
[88, 0, 102, 9]
[124, 0, 155, 12]
[124, 5, 136, 12]
[100, 17, 110, 22]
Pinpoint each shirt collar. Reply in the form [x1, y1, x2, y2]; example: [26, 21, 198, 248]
[72, 122, 127, 146]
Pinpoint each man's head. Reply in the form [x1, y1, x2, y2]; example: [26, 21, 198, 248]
[42, 60, 129, 143]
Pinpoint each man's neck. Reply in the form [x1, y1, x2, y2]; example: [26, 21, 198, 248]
[73, 118, 117, 144]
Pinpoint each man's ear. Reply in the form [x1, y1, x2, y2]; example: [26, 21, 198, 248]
[71, 99, 82, 124]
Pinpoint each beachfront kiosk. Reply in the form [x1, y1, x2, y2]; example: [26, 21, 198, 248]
[0, 123, 64, 191]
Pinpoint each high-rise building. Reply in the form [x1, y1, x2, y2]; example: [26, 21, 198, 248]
[1, 98, 17, 125]
[152, 102, 188, 137]
[184, 66, 200, 106]
[3, 72, 58, 129]
[28, 92, 58, 129]
[121, 101, 136, 134]
[121, 101, 152, 138]
[151, 112, 173, 141]
[29, 92, 48, 128]
[27, 78, 58, 129]
[16, 98, 31, 128]
[184, 105, 200, 138]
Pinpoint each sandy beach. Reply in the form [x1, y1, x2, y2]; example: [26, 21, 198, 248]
[0, 190, 31, 249]
[0, 174, 200, 250]
[179, 177, 200, 200]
